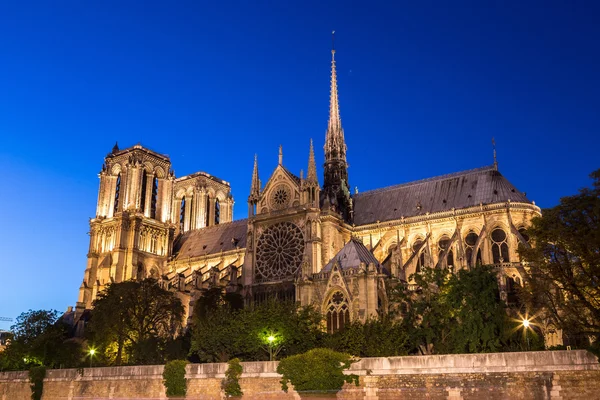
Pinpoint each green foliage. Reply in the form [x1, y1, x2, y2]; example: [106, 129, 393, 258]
[519, 168, 600, 341]
[89, 278, 185, 365]
[190, 294, 323, 362]
[0, 310, 82, 371]
[277, 348, 359, 394]
[222, 358, 243, 397]
[163, 359, 188, 397]
[324, 317, 409, 357]
[391, 264, 508, 354]
[28, 366, 46, 400]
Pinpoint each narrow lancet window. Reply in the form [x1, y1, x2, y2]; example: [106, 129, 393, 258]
[180, 197, 186, 231]
[215, 199, 220, 225]
[140, 170, 148, 213]
[150, 177, 158, 219]
[113, 173, 121, 214]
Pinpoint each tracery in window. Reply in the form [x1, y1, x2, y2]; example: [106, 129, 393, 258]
[205, 196, 210, 227]
[491, 228, 510, 263]
[464, 231, 482, 267]
[413, 239, 426, 273]
[150, 176, 158, 219]
[438, 236, 454, 268]
[326, 291, 350, 334]
[255, 222, 304, 282]
[113, 173, 121, 214]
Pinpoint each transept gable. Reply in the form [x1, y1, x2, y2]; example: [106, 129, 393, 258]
[257, 165, 302, 214]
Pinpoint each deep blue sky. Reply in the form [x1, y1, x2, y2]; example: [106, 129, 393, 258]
[0, 1, 598, 326]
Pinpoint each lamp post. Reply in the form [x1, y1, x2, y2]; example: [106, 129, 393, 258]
[88, 348, 96, 368]
[267, 335, 275, 361]
[522, 319, 530, 351]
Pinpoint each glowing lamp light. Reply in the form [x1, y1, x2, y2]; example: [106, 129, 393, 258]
[267, 335, 275, 343]
[522, 319, 530, 328]
[89, 349, 96, 356]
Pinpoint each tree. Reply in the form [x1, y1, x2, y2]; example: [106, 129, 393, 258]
[89, 279, 184, 365]
[519, 169, 600, 346]
[190, 292, 323, 362]
[391, 264, 507, 354]
[0, 310, 82, 370]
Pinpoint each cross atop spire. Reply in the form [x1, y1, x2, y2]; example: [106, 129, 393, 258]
[492, 137, 498, 170]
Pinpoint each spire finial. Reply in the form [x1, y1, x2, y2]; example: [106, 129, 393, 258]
[112, 141, 119, 154]
[332, 30, 335, 55]
[249, 154, 260, 200]
[278, 145, 283, 165]
[492, 137, 498, 170]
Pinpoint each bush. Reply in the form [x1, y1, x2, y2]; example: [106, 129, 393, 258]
[222, 358, 243, 397]
[277, 348, 359, 394]
[29, 366, 46, 400]
[163, 360, 187, 398]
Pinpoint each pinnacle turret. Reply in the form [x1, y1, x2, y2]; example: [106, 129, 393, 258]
[307, 138, 318, 184]
[249, 154, 260, 201]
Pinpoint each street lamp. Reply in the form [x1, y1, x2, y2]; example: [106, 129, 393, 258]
[88, 348, 96, 368]
[267, 335, 275, 361]
[522, 319, 530, 350]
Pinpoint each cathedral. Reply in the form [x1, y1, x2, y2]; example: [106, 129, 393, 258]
[76, 45, 547, 340]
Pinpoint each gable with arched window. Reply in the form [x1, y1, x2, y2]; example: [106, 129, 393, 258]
[326, 290, 350, 334]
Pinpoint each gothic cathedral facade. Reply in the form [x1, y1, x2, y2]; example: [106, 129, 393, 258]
[77, 46, 552, 342]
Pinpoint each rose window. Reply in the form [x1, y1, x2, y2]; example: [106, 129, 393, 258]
[255, 222, 304, 281]
[270, 184, 291, 210]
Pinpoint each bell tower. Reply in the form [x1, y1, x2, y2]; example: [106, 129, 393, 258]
[77, 144, 175, 311]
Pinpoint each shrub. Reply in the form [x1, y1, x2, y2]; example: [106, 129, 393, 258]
[163, 359, 188, 398]
[28, 366, 46, 400]
[222, 358, 243, 397]
[277, 348, 359, 394]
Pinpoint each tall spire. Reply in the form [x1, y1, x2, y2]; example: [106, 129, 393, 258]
[324, 30, 346, 161]
[307, 138, 318, 183]
[321, 31, 352, 222]
[249, 154, 260, 200]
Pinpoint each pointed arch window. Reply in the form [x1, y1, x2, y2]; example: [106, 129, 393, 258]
[113, 173, 121, 214]
[180, 197, 186, 231]
[150, 176, 158, 219]
[326, 291, 350, 334]
[141, 170, 148, 213]
[413, 239, 426, 273]
[215, 199, 220, 225]
[491, 228, 510, 263]
[205, 196, 210, 227]
[438, 236, 454, 268]
[465, 231, 480, 267]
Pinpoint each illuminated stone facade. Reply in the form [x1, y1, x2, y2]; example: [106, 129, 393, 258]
[76, 45, 546, 340]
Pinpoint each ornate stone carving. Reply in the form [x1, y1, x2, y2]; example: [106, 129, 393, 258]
[255, 221, 304, 281]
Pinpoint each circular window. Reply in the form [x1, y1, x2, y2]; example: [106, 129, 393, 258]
[491, 228, 507, 243]
[255, 222, 304, 281]
[465, 232, 478, 246]
[270, 184, 292, 210]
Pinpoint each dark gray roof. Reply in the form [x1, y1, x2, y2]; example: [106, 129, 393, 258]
[173, 219, 247, 260]
[323, 237, 388, 274]
[353, 166, 531, 226]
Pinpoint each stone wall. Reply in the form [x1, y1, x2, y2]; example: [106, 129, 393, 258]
[0, 350, 598, 399]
